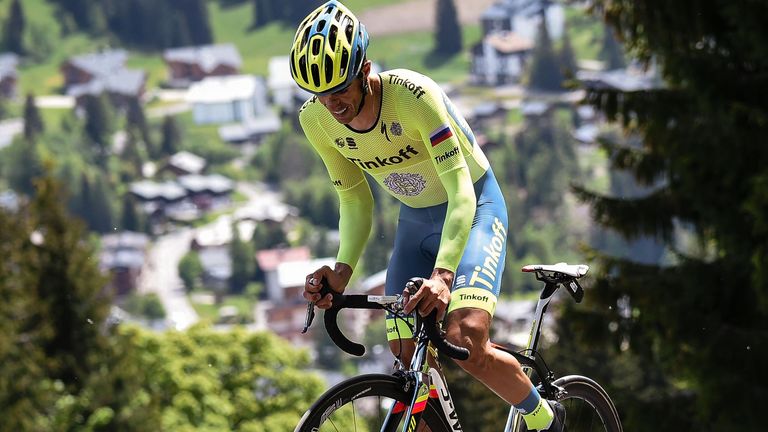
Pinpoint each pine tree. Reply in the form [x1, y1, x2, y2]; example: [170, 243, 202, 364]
[229, 222, 255, 293]
[527, 17, 563, 92]
[161, 115, 181, 156]
[28, 171, 111, 389]
[22, 94, 44, 141]
[252, 0, 276, 28]
[433, 0, 462, 56]
[3, 0, 25, 54]
[180, 0, 213, 45]
[570, 1, 768, 429]
[83, 94, 116, 165]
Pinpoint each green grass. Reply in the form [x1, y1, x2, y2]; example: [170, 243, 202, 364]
[565, 5, 604, 61]
[191, 294, 255, 323]
[368, 25, 483, 85]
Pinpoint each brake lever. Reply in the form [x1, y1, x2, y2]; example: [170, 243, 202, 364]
[301, 301, 315, 334]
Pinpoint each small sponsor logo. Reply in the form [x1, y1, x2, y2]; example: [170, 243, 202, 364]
[380, 121, 392, 142]
[332, 179, 342, 187]
[455, 274, 467, 288]
[434, 146, 460, 164]
[299, 96, 317, 113]
[335, 137, 358, 149]
[383, 172, 426, 196]
[388, 74, 427, 99]
[390, 122, 403, 136]
[346, 145, 419, 170]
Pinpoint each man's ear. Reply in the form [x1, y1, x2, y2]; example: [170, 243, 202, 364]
[361, 60, 372, 78]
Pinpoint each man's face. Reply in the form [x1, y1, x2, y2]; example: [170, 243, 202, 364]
[317, 79, 361, 124]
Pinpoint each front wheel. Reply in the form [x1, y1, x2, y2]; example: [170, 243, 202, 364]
[553, 375, 623, 432]
[295, 373, 451, 432]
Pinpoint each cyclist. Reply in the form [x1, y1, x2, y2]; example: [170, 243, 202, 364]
[294, 2, 564, 430]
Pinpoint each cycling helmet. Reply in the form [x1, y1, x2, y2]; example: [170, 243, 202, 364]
[290, 1, 369, 96]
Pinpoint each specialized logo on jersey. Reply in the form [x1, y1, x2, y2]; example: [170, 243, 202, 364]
[346, 145, 419, 170]
[388, 74, 427, 99]
[383, 172, 426, 196]
[429, 124, 453, 147]
[335, 137, 358, 149]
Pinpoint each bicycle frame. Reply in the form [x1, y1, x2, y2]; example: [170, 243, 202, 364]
[381, 313, 464, 431]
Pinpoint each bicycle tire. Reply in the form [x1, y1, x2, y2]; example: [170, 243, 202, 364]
[295, 373, 452, 432]
[552, 375, 623, 432]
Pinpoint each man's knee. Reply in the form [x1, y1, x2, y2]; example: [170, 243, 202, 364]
[444, 308, 492, 372]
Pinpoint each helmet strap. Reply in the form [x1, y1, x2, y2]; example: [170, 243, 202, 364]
[356, 72, 368, 115]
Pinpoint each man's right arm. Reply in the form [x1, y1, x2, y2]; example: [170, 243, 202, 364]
[299, 109, 374, 273]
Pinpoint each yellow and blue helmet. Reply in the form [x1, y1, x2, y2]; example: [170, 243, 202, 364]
[290, 1, 369, 96]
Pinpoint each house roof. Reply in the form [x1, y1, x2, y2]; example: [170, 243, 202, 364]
[577, 67, 661, 92]
[186, 74, 263, 104]
[276, 257, 336, 289]
[178, 174, 234, 195]
[168, 151, 206, 174]
[101, 231, 150, 251]
[67, 50, 128, 76]
[218, 111, 281, 142]
[129, 180, 187, 202]
[485, 32, 533, 54]
[198, 245, 232, 280]
[67, 68, 146, 98]
[256, 246, 311, 272]
[164, 43, 242, 72]
[101, 249, 145, 270]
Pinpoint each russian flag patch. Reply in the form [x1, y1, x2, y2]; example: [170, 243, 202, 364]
[429, 125, 453, 147]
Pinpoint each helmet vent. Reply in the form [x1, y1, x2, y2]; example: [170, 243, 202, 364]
[342, 16, 353, 43]
[311, 64, 321, 87]
[334, 10, 342, 21]
[300, 27, 310, 50]
[298, 56, 309, 83]
[354, 47, 362, 72]
[339, 48, 349, 77]
[316, 19, 326, 33]
[328, 25, 338, 47]
[312, 38, 321, 56]
[324, 54, 334, 84]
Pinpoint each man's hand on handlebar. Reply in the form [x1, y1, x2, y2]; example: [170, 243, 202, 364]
[304, 263, 353, 309]
[402, 268, 454, 319]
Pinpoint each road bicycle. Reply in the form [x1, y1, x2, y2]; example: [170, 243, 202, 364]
[294, 262, 623, 432]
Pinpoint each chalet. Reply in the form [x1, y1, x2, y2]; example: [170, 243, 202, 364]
[0, 53, 18, 99]
[186, 74, 269, 125]
[99, 231, 150, 296]
[471, 0, 565, 86]
[61, 50, 147, 109]
[192, 215, 256, 250]
[255, 246, 311, 302]
[267, 56, 314, 113]
[576, 65, 661, 92]
[471, 31, 533, 85]
[177, 174, 234, 212]
[163, 44, 242, 88]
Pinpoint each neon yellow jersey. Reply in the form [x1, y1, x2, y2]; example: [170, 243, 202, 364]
[299, 68, 491, 271]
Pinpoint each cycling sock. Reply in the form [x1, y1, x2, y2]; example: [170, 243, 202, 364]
[515, 387, 554, 430]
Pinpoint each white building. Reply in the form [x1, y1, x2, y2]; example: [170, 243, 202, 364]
[187, 74, 268, 125]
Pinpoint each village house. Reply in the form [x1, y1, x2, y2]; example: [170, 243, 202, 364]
[471, 0, 565, 86]
[0, 53, 18, 99]
[267, 56, 313, 114]
[61, 50, 147, 109]
[255, 246, 312, 303]
[99, 231, 150, 296]
[186, 74, 281, 143]
[128, 173, 234, 224]
[163, 43, 242, 88]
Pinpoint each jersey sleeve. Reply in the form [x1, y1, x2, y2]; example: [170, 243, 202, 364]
[400, 79, 477, 272]
[299, 107, 373, 271]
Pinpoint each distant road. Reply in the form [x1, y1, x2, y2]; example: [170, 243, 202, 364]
[359, 0, 497, 36]
[138, 227, 198, 330]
